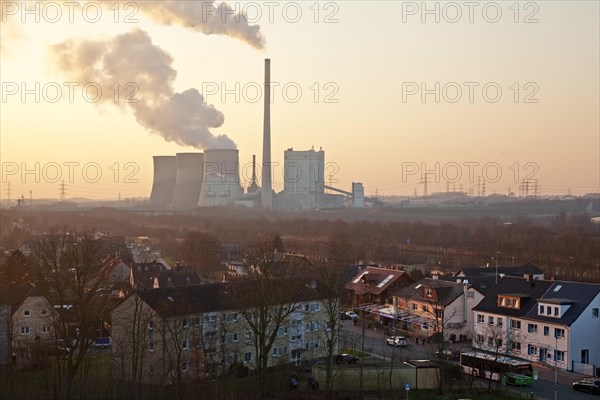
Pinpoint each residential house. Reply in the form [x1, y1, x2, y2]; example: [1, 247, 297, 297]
[344, 266, 413, 308]
[110, 281, 330, 385]
[392, 277, 484, 341]
[0, 283, 55, 367]
[518, 281, 600, 374]
[472, 276, 555, 365]
[130, 262, 202, 290]
[455, 263, 545, 281]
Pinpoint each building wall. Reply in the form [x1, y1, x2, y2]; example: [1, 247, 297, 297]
[568, 293, 600, 372]
[280, 148, 325, 209]
[0, 305, 10, 366]
[111, 296, 331, 385]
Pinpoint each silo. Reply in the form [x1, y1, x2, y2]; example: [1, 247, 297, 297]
[149, 156, 177, 206]
[197, 149, 243, 207]
[171, 152, 204, 209]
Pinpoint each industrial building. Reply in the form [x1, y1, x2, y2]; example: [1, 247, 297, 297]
[147, 58, 369, 210]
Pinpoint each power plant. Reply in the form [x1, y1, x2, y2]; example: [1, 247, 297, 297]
[171, 152, 204, 210]
[148, 156, 177, 206]
[148, 59, 370, 210]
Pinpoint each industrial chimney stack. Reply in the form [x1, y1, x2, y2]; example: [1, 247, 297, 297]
[261, 58, 273, 208]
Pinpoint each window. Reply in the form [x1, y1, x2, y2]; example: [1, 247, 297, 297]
[244, 331, 252, 343]
[528, 345, 538, 356]
[425, 288, 433, 297]
[225, 332, 238, 343]
[476, 334, 484, 343]
[41, 309, 48, 316]
[411, 303, 417, 311]
[272, 346, 288, 356]
[225, 312, 238, 323]
[148, 320, 154, 330]
[182, 339, 189, 350]
[182, 318, 189, 329]
[544, 326, 549, 336]
[488, 337, 494, 346]
[23, 310, 30, 317]
[495, 338, 503, 347]
[41, 325, 50, 333]
[554, 350, 565, 362]
[497, 317, 503, 327]
[510, 320, 521, 330]
[277, 326, 288, 337]
[305, 303, 320, 312]
[554, 307, 559, 317]
[149, 364, 154, 374]
[204, 314, 217, 323]
[488, 316, 494, 325]
[244, 352, 252, 363]
[421, 304, 428, 312]
[20, 326, 30, 334]
[181, 362, 189, 373]
[555, 328, 565, 338]
[539, 305, 544, 314]
[512, 342, 521, 351]
[546, 306, 551, 315]
[528, 324, 538, 333]
[477, 314, 484, 323]
[506, 298, 512, 307]
[593, 308, 599, 318]
[291, 334, 302, 341]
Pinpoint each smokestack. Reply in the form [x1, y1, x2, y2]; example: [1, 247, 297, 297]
[247, 155, 259, 194]
[149, 156, 177, 206]
[171, 153, 204, 210]
[197, 149, 242, 207]
[261, 58, 272, 208]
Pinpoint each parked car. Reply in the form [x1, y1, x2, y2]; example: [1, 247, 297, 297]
[335, 354, 359, 364]
[345, 311, 359, 320]
[572, 378, 600, 395]
[340, 312, 352, 320]
[386, 336, 408, 347]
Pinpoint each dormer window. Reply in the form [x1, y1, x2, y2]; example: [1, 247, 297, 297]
[498, 295, 520, 309]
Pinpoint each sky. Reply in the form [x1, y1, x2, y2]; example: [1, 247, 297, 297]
[0, 0, 599, 201]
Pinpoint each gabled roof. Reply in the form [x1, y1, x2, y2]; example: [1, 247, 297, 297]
[344, 266, 411, 296]
[455, 263, 544, 278]
[392, 278, 475, 305]
[440, 275, 497, 294]
[0, 283, 43, 315]
[132, 280, 330, 318]
[472, 276, 553, 317]
[522, 281, 600, 326]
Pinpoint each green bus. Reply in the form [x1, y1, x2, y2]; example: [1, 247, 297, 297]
[460, 351, 534, 385]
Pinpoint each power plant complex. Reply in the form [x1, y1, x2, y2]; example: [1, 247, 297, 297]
[148, 59, 368, 210]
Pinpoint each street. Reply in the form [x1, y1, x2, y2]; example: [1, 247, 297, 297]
[339, 320, 598, 400]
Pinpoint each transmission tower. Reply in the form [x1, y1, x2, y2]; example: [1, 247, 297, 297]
[59, 180, 66, 201]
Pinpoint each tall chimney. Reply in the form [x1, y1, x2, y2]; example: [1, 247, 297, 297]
[261, 58, 273, 208]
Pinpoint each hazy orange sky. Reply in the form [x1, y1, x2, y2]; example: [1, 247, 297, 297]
[1, 1, 598, 201]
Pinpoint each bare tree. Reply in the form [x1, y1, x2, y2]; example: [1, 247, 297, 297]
[231, 238, 304, 396]
[319, 233, 353, 399]
[32, 228, 114, 400]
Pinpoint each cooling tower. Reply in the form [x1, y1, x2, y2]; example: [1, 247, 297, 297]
[171, 152, 204, 209]
[149, 156, 177, 206]
[197, 149, 243, 207]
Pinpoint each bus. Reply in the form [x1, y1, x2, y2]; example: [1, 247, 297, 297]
[460, 351, 534, 385]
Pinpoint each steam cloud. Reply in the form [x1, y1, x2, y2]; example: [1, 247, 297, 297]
[137, 1, 265, 49]
[51, 29, 236, 149]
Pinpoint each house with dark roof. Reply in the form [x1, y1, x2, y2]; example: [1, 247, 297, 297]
[344, 266, 413, 307]
[455, 263, 545, 281]
[472, 276, 600, 372]
[518, 281, 600, 374]
[0, 283, 55, 367]
[391, 278, 484, 342]
[110, 281, 331, 385]
[129, 262, 202, 290]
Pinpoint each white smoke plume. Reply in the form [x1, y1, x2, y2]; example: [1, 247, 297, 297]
[137, 1, 265, 49]
[50, 29, 236, 149]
